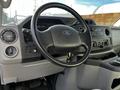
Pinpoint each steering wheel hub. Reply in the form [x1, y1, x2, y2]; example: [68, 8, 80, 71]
[49, 25, 81, 49]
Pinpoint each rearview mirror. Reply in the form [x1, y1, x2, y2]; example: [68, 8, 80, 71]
[0, 0, 12, 25]
[0, 0, 12, 8]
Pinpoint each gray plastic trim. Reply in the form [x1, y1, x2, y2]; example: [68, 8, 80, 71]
[56, 64, 120, 90]
[0, 26, 22, 64]
[0, 58, 64, 85]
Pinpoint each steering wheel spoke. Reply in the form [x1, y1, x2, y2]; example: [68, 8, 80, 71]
[36, 29, 54, 49]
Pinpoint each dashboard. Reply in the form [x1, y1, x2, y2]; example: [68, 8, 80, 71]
[0, 16, 113, 64]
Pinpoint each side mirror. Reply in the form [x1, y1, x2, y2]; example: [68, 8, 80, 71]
[1, 0, 12, 8]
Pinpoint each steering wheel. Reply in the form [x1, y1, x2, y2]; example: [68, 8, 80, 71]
[31, 2, 92, 67]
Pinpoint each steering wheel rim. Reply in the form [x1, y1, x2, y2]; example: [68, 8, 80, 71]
[31, 2, 92, 67]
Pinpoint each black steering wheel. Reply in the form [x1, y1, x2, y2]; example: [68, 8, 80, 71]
[31, 2, 92, 67]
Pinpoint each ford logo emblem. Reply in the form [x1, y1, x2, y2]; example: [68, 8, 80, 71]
[63, 30, 71, 36]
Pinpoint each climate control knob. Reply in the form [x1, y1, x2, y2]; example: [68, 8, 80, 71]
[5, 46, 18, 57]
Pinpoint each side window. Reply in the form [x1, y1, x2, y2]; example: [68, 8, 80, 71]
[114, 20, 120, 27]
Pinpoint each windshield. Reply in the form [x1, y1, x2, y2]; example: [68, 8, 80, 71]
[2, 0, 120, 26]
